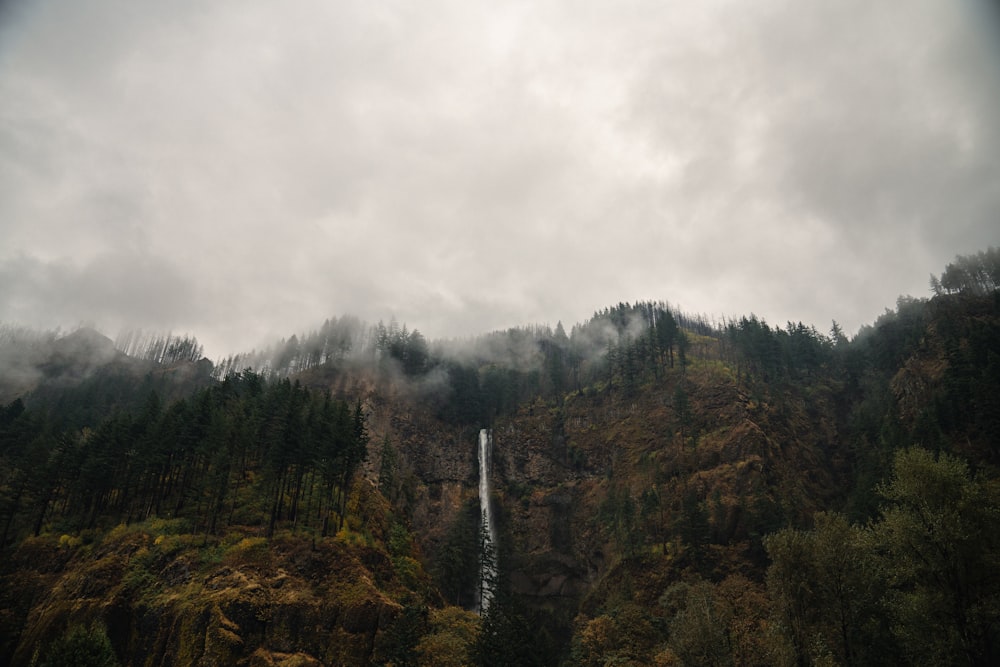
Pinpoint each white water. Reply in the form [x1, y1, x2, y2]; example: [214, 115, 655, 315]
[478, 428, 498, 615]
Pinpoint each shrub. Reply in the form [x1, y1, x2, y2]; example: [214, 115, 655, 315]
[36, 623, 118, 667]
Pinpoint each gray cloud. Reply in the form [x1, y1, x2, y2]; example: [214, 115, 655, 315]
[2, 0, 998, 358]
[0, 252, 198, 331]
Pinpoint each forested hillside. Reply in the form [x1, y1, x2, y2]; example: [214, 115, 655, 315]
[1, 249, 998, 666]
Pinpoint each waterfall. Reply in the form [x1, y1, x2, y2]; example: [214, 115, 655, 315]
[478, 428, 498, 615]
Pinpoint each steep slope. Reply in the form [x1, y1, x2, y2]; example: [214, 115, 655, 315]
[1, 252, 997, 665]
[326, 325, 854, 660]
[0, 479, 449, 666]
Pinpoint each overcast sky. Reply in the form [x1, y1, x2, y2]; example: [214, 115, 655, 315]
[2, 0, 999, 358]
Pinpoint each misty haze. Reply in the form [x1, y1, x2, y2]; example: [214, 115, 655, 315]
[1, 1, 1000, 665]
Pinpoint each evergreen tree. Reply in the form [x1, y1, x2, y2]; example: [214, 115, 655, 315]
[473, 586, 542, 667]
[36, 624, 118, 667]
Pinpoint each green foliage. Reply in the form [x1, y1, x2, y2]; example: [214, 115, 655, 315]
[598, 484, 641, 556]
[725, 315, 833, 386]
[433, 499, 480, 608]
[874, 447, 1000, 665]
[673, 382, 692, 444]
[35, 623, 118, 667]
[374, 604, 428, 667]
[120, 547, 159, 599]
[662, 577, 772, 667]
[765, 513, 892, 666]
[573, 602, 665, 666]
[387, 521, 412, 558]
[676, 485, 710, 565]
[374, 319, 431, 376]
[379, 437, 399, 501]
[415, 607, 480, 667]
[931, 246, 1000, 296]
[0, 371, 369, 547]
[766, 448, 1000, 666]
[437, 363, 485, 425]
[472, 588, 547, 667]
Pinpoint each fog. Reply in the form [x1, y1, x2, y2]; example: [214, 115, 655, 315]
[2, 1, 999, 358]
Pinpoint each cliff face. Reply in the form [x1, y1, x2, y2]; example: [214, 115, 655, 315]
[490, 364, 842, 601]
[363, 393, 481, 570]
[363, 354, 847, 643]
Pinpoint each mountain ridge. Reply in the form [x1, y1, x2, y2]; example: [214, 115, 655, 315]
[1, 249, 998, 665]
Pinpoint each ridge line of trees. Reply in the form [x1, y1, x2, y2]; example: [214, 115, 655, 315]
[0, 370, 369, 546]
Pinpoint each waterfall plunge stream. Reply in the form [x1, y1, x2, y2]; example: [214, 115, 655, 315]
[478, 428, 498, 615]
